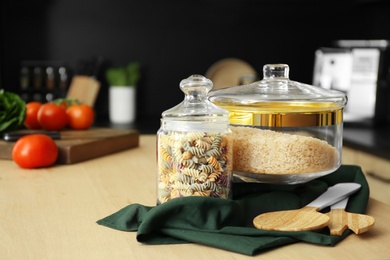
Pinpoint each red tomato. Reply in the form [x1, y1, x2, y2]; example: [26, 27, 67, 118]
[37, 103, 68, 131]
[12, 134, 58, 169]
[24, 101, 42, 129]
[66, 104, 95, 130]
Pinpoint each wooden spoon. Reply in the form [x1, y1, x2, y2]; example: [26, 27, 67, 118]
[326, 197, 375, 235]
[253, 183, 361, 231]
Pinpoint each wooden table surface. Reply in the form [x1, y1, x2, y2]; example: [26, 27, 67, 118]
[1, 134, 390, 259]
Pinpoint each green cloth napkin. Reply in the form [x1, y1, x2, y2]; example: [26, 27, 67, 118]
[97, 165, 370, 256]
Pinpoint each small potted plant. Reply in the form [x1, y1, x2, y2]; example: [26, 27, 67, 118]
[106, 62, 140, 124]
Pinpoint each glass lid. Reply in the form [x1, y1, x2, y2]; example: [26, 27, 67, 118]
[162, 74, 229, 121]
[208, 64, 347, 109]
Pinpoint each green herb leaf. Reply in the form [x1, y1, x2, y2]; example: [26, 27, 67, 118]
[126, 62, 140, 86]
[0, 89, 26, 134]
[106, 62, 141, 87]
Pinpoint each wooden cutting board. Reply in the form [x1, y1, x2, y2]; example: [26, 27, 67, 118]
[0, 128, 139, 164]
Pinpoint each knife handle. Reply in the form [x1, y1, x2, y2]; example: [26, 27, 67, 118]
[3, 131, 61, 141]
[331, 197, 349, 210]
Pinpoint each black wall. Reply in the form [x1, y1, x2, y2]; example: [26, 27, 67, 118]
[1, 0, 390, 123]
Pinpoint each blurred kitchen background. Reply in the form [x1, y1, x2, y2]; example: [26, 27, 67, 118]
[1, 0, 390, 132]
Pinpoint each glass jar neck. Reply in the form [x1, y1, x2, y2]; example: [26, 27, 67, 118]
[161, 118, 229, 132]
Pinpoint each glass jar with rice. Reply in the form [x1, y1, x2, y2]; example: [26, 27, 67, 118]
[208, 64, 347, 184]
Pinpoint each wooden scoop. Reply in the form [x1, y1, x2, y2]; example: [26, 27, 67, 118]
[253, 183, 361, 231]
[326, 197, 375, 235]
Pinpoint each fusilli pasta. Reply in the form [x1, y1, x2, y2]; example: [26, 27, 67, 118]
[157, 130, 232, 204]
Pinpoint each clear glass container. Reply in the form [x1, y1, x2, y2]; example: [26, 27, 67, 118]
[156, 75, 233, 204]
[208, 64, 348, 184]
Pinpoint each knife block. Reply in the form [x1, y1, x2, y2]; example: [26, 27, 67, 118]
[66, 76, 100, 107]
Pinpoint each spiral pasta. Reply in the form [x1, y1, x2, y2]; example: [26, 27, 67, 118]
[157, 130, 233, 204]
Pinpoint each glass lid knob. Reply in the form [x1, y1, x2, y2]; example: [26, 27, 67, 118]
[179, 74, 213, 100]
[263, 64, 290, 79]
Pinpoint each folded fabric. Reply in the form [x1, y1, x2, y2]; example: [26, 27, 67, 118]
[97, 165, 370, 256]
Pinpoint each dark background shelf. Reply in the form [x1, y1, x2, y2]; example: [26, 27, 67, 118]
[1, 0, 390, 122]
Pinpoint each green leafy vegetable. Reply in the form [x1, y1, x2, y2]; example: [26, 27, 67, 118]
[0, 89, 26, 134]
[106, 62, 141, 87]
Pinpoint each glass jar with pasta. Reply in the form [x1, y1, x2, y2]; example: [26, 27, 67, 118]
[156, 75, 233, 204]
